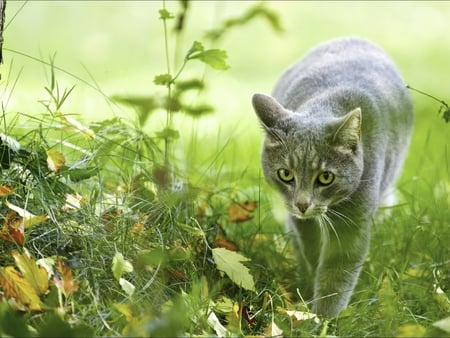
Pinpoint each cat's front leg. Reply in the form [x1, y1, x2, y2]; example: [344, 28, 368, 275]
[312, 219, 370, 318]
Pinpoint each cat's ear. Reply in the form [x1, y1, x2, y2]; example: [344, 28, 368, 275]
[252, 93, 290, 130]
[332, 107, 361, 152]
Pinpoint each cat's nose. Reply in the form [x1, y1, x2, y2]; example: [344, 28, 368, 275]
[296, 203, 310, 213]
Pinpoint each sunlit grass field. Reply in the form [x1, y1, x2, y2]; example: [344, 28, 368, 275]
[1, 1, 449, 336]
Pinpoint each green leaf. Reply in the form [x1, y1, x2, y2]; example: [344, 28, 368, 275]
[159, 9, 174, 20]
[61, 167, 98, 182]
[112, 252, 133, 281]
[175, 79, 205, 93]
[212, 248, 255, 292]
[184, 104, 214, 117]
[185, 41, 205, 59]
[188, 48, 230, 70]
[37, 312, 94, 337]
[154, 73, 173, 86]
[0, 303, 31, 337]
[119, 278, 135, 297]
[12, 250, 49, 295]
[155, 128, 180, 141]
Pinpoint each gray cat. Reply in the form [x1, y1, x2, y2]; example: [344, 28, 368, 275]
[252, 37, 413, 317]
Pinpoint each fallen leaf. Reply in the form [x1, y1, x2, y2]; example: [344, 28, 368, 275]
[0, 185, 13, 197]
[0, 210, 24, 246]
[46, 148, 65, 173]
[53, 259, 79, 297]
[213, 238, 239, 252]
[112, 252, 134, 280]
[62, 193, 84, 211]
[5, 201, 49, 229]
[227, 201, 257, 222]
[212, 247, 255, 292]
[396, 323, 427, 337]
[56, 112, 95, 138]
[12, 250, 49, 295]
[433, 317, 450, 334]
[207, 310, 230, 337]
[263, 321, 283, 337]
[119, 278, 135, 297]
[0, 266, 42, 311]
[285, 310, 320, 324]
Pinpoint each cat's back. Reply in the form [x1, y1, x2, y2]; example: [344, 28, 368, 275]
[272, 37, 412, 118]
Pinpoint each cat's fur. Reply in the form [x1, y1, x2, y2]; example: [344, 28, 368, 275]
[252, 38, 413, 317]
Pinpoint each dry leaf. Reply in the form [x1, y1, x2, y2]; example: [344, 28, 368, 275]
[213, 238, 239, 252]
[0, 210, 24, 246]
[227, 201, 257, 222]
[0, 185, 13, 197]
[0, 266, 43, 311]
[46, 148, 65, 173]
[62, 193, 84, 211]
[12, 250, 49, 295]
[5, 201, 49, 229]
[53, 259, 79, 297]
[56, 112, 95, 138]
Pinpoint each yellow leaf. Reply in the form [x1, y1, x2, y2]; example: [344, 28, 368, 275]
[0, 210, 24, 246]
[212, 248, 255, 292]
[0, 266, 43, 311]
[227, 201, 257, 222]
[46, 148, 65, 173]
[53, 259, 79, 297]
[396, 323, 426, 337]
[5, 202, 49, 229]
[62, 193, 84, 211]
[12, 250, 49, 296]
[56, 112, 95, 138]
[0, 185, 13, 197]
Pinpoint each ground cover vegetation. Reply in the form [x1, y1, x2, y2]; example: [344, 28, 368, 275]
[0, 1, 449, 336]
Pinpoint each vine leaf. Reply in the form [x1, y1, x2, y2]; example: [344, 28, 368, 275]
[212, 247, 255, 292]
[154, 73, 173, 87]
[186, 41, 230, 70]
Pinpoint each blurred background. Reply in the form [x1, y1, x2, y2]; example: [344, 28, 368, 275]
[2, 1, 449, 181]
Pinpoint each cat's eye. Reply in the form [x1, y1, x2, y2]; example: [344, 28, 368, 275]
[317, 171, 335, 186]
[277, 169, 295, 183]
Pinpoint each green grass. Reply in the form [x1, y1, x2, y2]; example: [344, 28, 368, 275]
[1, 1, 450, 336]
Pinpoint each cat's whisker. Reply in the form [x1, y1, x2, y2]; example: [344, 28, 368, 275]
[328, 208, 356, 230]
[321, 213, 342, 248]
[317, 215, 330, 245]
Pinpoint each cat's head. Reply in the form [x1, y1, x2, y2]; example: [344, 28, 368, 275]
[252, 93, 364, 220]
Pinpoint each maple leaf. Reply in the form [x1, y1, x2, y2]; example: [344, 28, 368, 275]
[0, 266, 42, 311]
[227, 201, 257, 222]
[46, 148, 65, 173]
[12, 250, 49, 296]
[53, 259, 79, 297]
[212, 247, 255, 292]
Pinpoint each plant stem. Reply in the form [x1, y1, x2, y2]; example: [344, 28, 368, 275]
[162, 0, 172, 167]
